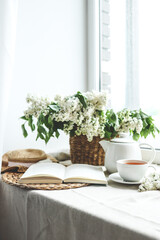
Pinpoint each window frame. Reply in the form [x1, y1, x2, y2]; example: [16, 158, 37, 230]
[87, 0, 100, 91]
[96, 0, 160, 160]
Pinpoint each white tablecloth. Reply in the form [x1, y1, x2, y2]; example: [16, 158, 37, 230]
[1, 169, 160, 240]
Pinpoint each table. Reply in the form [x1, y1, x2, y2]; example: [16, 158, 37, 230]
[0, 171, 160, 240]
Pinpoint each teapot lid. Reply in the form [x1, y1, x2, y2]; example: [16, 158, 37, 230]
[111, 133, 135, 143]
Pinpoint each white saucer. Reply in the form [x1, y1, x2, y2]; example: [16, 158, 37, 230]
[109, 172, 142, 185]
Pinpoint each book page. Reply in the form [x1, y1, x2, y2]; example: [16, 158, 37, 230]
[64, 164, 107, 184]
[20, 162, 66, 180]
[19, 177, 62, 184]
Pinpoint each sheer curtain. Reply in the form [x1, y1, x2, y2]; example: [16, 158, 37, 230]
[0, 0, 18, 164]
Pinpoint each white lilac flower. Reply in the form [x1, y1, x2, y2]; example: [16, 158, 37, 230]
[45, 91, 108, 141]
[116, 109, 143, 135]
[138, 172, 160, 192]
[84, 91, 108, 110]
[24, 95, 50, 119]
[23, 91, 109, 142]
[155, 181, 160, 189]
[54, 94, 62, 102]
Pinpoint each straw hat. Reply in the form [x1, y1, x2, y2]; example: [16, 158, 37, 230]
[1, 148, 57, 173]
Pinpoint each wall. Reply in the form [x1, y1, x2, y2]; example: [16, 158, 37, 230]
[3, 0, 87, 154]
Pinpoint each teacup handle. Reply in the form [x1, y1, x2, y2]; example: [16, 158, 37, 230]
[139, 143, 156, 165]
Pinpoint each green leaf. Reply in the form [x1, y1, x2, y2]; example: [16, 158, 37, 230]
[146, 117, 153, 125]
[36, 133, 40, 141]
[32, 124, 35, 131]
[21, 124, 28, 138]
[49, 104, 60, 112]
[104, 131, 112, 139]
[20, 116, 28, 120]
[151, 132, 155, 138]
[141, 129, 149, 138]
[70, 128, 76, 137]
[155, 126, 160, 134]
[28, 116, 35, 131]
[140, 111, 148, 119]
[45, 133, 50, 144]
[97, 110, 104, 117]
[38, 125, 47, 135]
[38, 113, 45, 125]
[48, 115, 53, 125]
[110, 112, 117, 123]
[55, 130, 60, 138]
[142, 119, 148, 128]
[38, 131, 45, 140]
[75, 91, 87, 108]
[133, 132, 140, 141]
[37, 125, 47, 140]
[48, 127, 54, 136]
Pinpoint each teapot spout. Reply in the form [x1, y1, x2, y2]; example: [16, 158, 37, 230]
[99, 140, 109, 152]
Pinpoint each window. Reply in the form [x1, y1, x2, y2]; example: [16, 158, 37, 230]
[100, 0, 160, 149]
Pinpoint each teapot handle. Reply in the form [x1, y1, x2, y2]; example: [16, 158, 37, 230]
[139, 143, 156, 165]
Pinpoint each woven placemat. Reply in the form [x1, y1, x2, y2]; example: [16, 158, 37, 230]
[1, 172, 89, 190]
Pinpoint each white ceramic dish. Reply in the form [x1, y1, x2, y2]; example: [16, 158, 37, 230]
[109, 172, 142, 185]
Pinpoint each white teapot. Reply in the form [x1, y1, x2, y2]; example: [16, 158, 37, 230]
[99, 133, 155, 173]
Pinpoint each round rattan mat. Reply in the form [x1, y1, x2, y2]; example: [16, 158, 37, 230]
[1, 172, 89, 190]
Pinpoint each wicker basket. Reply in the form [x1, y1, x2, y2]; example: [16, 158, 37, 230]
[70, 135, 105, 166]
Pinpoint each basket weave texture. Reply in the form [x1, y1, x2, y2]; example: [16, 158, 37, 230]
[2, 172, 89, 190]
[70, 135, 105, 166]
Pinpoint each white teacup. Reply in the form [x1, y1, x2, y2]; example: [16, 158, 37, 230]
[117, 159, 155, 182]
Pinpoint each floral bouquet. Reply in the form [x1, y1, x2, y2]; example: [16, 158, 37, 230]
[21, 91, 159, 165]
[104, 108, 159, 141]
[21, 91, 108, 143]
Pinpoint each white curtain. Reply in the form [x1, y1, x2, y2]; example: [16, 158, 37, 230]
[0, 0, 18, 163]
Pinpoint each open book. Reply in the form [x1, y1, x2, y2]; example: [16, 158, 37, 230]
[19, 162, 107, 185]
